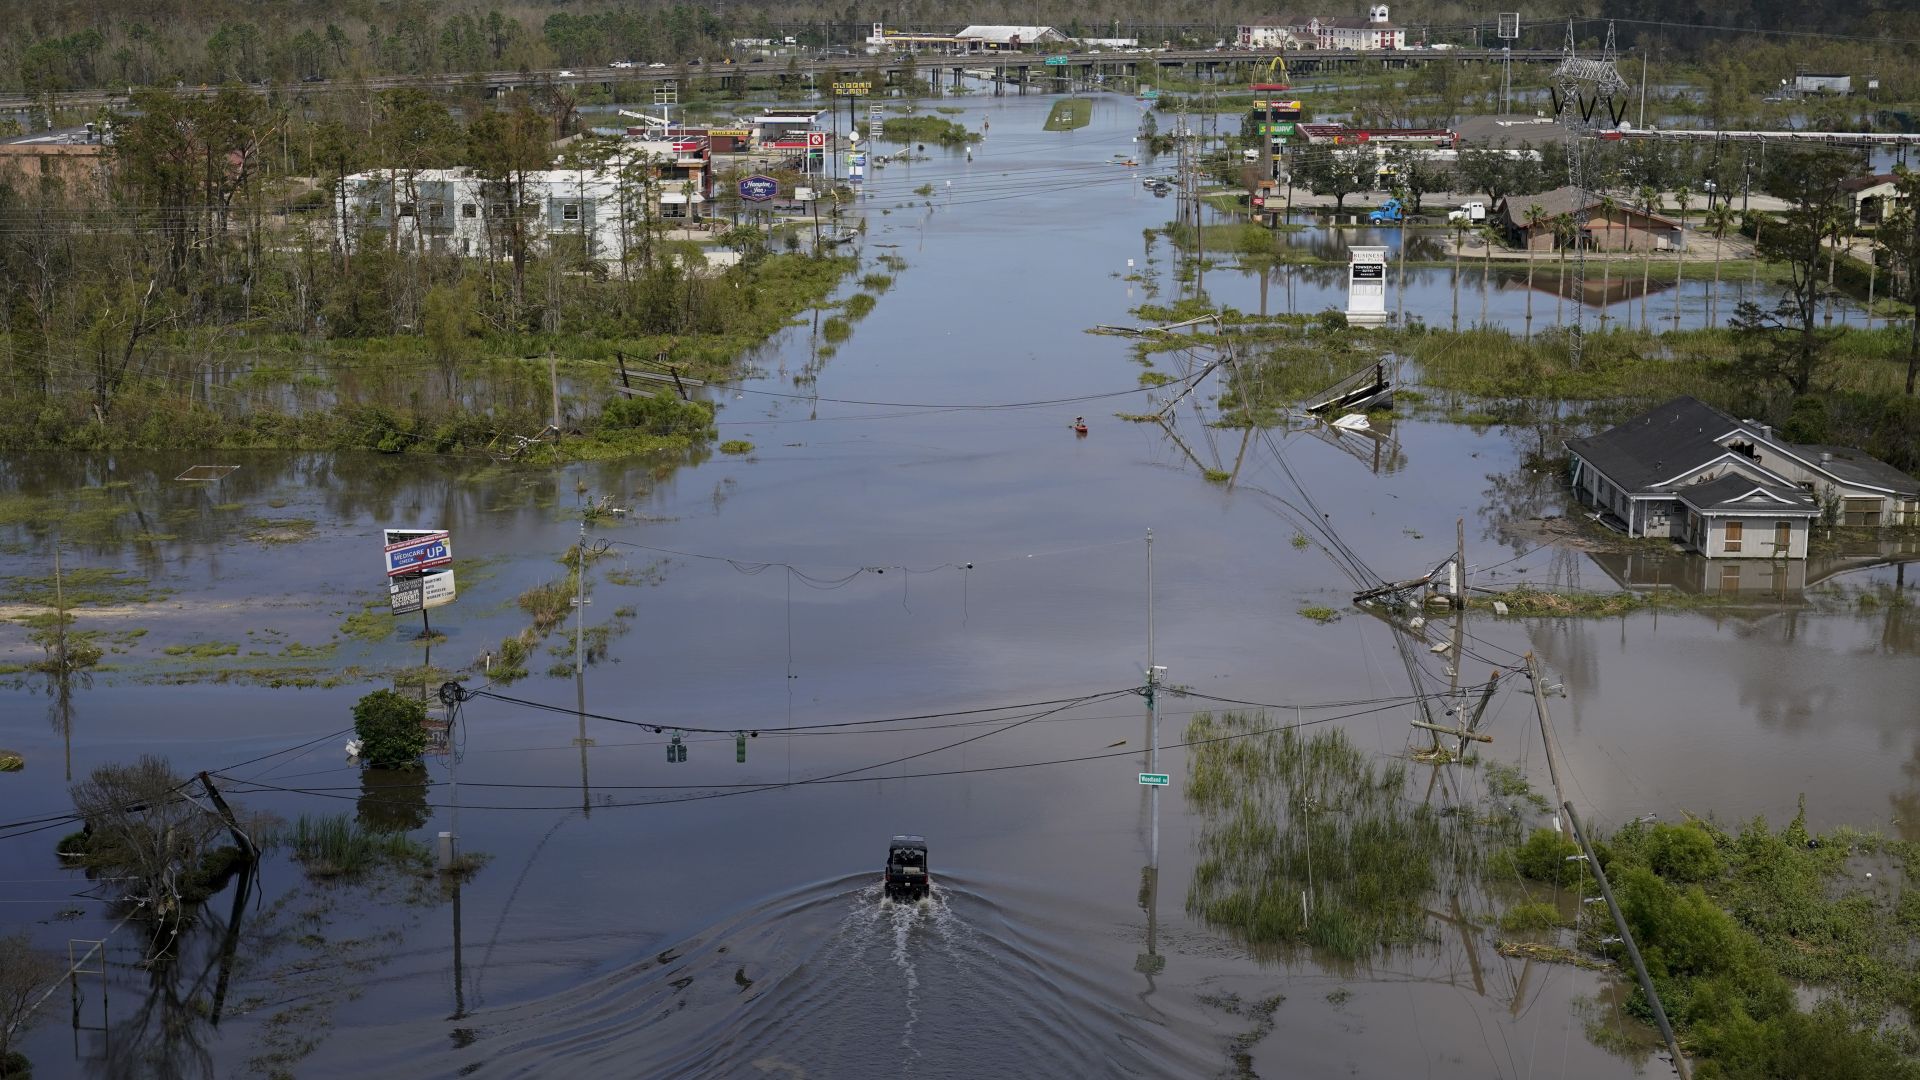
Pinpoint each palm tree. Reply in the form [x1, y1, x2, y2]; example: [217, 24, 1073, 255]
[1597, 194, 1618, 327]
[1522, 201, 1547, 339]
[1671, 187, 1694, 330]
[1637, 184, 1660, 332]
[1704, 203, 1736, 328]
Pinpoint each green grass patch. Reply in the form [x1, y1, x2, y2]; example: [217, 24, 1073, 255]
[844, 292, 878, 319]
[1478, 586, 1729, 619]
[339, 604, 394, 643]
[1, 567, 168, 608]
[882, 115, 979, 146]
[246, 517, 317, 544]
[1297, 605, 1339, 623]
[0, 750, 22, 772]
[821, 316, 851, 343]
[1498, 901, 1566, 934]
[719, 440, 754, 455]
[1043, 97, 1093, 131]
[282, 813, 430, 878]
[162, 641, 240, 659]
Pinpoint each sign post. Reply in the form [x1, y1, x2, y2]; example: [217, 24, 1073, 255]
[1346, 244, 1389, 327]
[384, 529, 457, 636]
[737, 174, 778, 202]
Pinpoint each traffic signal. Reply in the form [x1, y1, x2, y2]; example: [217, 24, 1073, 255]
[736, 733, 747, 763]
[668, 733, 686, 763]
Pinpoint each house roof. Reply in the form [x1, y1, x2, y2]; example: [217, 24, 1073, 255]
[1323, 16, 1399, 29]
[1791, 444, 1920, 496]
[1839, 173, 1898, 193]
[1497, 186, 1681, 231]
[1674, 476, 1817, 515]
[1566, 396, 1748, 492]
[1243, 15, 1309, 27]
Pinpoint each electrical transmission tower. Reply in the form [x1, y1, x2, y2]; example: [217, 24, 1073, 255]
[1549, 20, 1629, 366]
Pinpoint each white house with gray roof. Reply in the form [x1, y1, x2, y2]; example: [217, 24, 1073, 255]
[1565, 396, 1920, 559]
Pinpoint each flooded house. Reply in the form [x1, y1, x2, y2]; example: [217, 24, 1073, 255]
[1565, 396, 1920, 558]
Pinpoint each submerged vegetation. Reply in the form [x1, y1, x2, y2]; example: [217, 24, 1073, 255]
[881, 115, 980, 146]
[1043, 98, 1093, 131]
[283, 813, 430, 879]
[1184, 713, 1511, 959]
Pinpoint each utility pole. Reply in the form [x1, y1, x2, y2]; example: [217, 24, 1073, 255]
[573, 515, 592, 815]
[548, 347, 560, 437]
[1637, 51, 1649, 130]
[195, 772, 258, 862]
[1145, 528, 1162, 872]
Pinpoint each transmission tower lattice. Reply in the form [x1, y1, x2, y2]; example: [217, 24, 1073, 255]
[1550, 20, 1629, 366]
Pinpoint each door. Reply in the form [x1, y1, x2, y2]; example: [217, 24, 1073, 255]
[1775, 521, 1790, 556]
[1723, 519, 1742, 554]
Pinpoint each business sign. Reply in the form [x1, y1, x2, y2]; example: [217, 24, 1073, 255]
[1252, 99, 1303, 111]
[1045, 55, 1068, 66]
[807, 131, 827, 147]
[1352, 263, 1385, 279]
[708, 128, 751, 137]
[831, 82, 870, 96]
[384, 529, 451, 577]
[389, 569, 456, 615]
[671, 140, 703, 153]
[1139, 773, 1171, 787]
[1258, 122, 1295, 136]
[737, 174, 779, 201]
[772, 139, 809, 149]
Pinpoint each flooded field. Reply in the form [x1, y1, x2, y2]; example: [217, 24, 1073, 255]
[4, 92, 1917, 1077]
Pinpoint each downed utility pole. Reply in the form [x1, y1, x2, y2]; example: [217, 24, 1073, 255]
[1527, 652, 1691, 1079]
[1565, 798, 1693, 1080]
[196, 771, 258, 862]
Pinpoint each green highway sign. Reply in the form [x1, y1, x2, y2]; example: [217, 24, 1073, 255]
[1045, 56, 1069, 66]
[1138, 773, 1170, 786]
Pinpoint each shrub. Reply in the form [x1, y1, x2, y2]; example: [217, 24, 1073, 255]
[596, 394, 715, 438]
[1645, 821, 1726, 883]
[1511, 827, 1584, 886]
[351, 689, 428, 768]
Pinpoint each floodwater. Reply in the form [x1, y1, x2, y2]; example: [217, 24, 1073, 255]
[5, 92, 1919, 1078]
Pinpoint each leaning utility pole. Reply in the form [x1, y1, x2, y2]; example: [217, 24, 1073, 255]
[1527, 652, 1690, 1079]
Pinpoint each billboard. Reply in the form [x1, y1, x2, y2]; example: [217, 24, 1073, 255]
[384, 530, 451, 577]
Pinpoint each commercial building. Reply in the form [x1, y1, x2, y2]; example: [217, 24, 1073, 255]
[1841, 173, 1907, 228]
[336, 140, 713, 262]
[952, 26, 1071, 53]
[1236, 16, 1317, 49]
[1493, 186, 1683, 253]
[1318, 5, 1405, 50]
[0, 126, 110, 200]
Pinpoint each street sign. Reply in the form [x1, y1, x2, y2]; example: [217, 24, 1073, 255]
[383, 529, 451, 577]
[1045, 56, 1068, 66]
[831, 82, 870, 96]
[737, 174, 779, 202]
[1138, 773, 1170, 787]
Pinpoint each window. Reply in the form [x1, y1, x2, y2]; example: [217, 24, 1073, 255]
[462, 203, 477, 218]
[1842, 498, 1881, 527]
[1775, 521, 1790, 554]
[398, 202, 415, 217]
[1724, 520, 1742, 553]
[561, 202, 581, 222]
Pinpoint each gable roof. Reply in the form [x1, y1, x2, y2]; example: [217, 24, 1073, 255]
[1790, 444, 1920, 496]
[1674, 475, 1817, 515]
[1567, 396, 1750, 492]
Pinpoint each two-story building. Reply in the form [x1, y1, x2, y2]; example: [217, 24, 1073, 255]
[1319, 5, 1405, 50]
[1565, 396, 1920, 559]
[1237, 16, 1317, 49]
[336, 140, 713, 263]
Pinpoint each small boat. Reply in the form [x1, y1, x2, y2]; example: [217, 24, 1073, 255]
[1072, 416, 1089, 436]
[884, 835, 931, 901]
